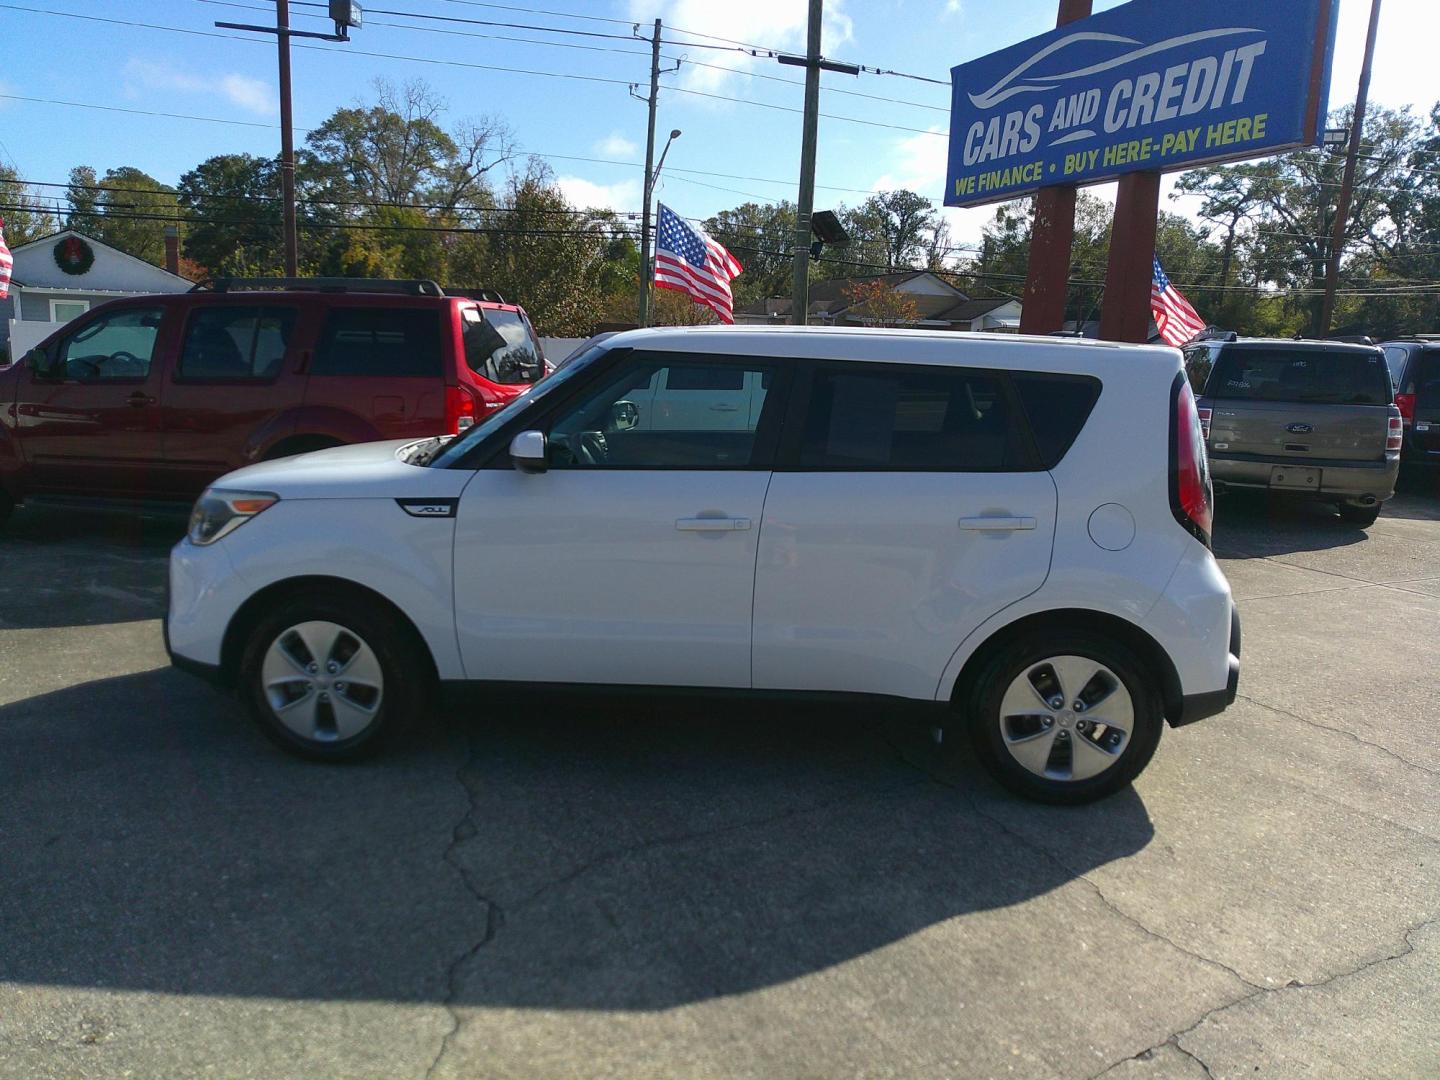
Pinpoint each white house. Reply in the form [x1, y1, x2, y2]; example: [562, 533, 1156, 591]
[2, 229, 191, 360]
[733, 271, 1022, 331]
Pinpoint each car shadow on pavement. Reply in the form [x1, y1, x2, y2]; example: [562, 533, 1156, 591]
[1212, 492, 1371, 560]
[0, 506, 181, 629]
[0, 667, 1154, 1009]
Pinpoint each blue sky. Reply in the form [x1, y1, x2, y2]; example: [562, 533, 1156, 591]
[0, 0, 1432, 255]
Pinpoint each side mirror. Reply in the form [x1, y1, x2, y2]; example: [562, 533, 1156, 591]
[611, 400, 639, 431]
[23, 348, 57, 379]
[509, 430, 547, 474]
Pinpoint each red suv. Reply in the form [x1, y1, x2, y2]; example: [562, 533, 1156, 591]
[0, 278, 545, 523]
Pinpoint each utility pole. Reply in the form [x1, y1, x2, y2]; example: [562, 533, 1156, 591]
[637, 18, 662, 327]
[1320, 0, 1382, 334]
[214, 1, 359, 279]
[784, 0, 858, 326]
[276, 0, 298, 277]
[790, 0, 823, 326]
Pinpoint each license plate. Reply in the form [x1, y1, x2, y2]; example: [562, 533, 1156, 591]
[1270, 465, 1321, 489]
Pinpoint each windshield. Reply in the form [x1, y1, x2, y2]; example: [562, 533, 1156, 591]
[1206, 349, 1392, 406]
[428, 341, 615, 469]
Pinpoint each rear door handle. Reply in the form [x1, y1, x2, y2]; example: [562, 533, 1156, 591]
[708, 403, 740, 412]
[676, 517, 751, 531]
[958, 516, 1036, 532]
[127, 392, 156, 408]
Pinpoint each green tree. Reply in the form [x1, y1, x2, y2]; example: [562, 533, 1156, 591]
[704, 200, 796, 308]
[65, 166, 179, 264]
[305, 78, 513, 214]
[178, 154, 285, 278]
[0, 165, 58, 245]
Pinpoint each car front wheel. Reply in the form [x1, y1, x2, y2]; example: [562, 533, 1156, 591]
[966, 631, 1164, 804]
[239, 591, 431, 760]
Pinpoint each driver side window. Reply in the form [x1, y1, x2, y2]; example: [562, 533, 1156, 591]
[58, 307, 163, 382]
[544, 355, 781, 469]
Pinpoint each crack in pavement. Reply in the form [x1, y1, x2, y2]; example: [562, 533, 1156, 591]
[423, 728, 925, 1077]
[1236, 693, 1440, 777]
[425, 728, 503, 1080]
[1088, 915, 1437, 1078]
[510, 773, 930, 914]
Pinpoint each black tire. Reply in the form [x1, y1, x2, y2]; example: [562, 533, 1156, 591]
[1338, 502, 1381, 527]
[965, 629, 1164, 805]
[238, 589, 433, 761]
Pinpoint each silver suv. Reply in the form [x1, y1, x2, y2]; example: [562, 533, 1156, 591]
[1184, 339, 1402, 527]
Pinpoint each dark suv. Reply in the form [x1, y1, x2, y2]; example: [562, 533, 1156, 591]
[1184, 339, 1402, 527]
[0, 278, 545, 524]
[1380, 337, 1440, 469]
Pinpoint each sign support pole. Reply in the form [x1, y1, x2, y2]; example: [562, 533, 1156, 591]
[1098, 170, 1161, 343]
[1017, 0, 1092, 337]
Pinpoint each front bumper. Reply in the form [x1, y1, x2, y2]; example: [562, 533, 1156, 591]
[1174, 603, 1241, 727]
[1209, 452, 1399, 502]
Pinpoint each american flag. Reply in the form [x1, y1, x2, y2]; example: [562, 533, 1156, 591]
[653, 203, 743, 323]
[0, 217, 12, 301]
[1151, 256, 1205, 347]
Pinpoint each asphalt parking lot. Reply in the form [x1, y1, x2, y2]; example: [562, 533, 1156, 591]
[2, 485, 1439, 1079]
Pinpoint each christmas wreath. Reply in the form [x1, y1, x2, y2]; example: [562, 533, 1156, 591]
[54, 235, 95, 276]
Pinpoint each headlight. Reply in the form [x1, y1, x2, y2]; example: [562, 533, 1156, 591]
[188, 489, 278, 545]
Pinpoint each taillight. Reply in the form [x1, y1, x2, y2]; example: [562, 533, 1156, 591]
[1395, 392, 1416, 427]
[1387, 409, 1403, 452]
[1170, 374, 1213, 548]
[1197, 406, 1212, 440]
[445, 385, 477, 434]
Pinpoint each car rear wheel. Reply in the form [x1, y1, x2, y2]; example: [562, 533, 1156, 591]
[966, 631, 1164, 804]
[239, 591, 431, 761]
[1338, 502, 1381, 527]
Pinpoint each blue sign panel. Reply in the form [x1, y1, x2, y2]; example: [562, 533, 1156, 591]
[945, 0, 1339, 208]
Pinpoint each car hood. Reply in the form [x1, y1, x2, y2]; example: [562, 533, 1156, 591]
[212, 439, 473, 501]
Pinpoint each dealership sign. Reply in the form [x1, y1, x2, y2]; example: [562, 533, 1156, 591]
[944, 0, 1339, 208]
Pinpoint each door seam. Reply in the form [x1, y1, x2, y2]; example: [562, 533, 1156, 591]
[748, 470, 776, 689]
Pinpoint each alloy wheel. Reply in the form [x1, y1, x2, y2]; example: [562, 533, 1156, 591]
[259, 620, 384, 742]
[996, 655, 1134, 782]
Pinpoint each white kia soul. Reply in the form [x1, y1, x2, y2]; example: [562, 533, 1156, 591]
[167, 327, 1238, 804]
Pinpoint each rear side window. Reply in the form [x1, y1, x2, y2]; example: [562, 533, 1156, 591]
[1011, 373, 1102, 468]
[463, 308, 541, 385]
[798, 365, 1029, 471]
[1207, 349, 1391, 406]
[314, 308, 442, 377]
[179, 306, 296, 380]
[1417, 351, 1440, 409]
[1382, 345, 1411, 389]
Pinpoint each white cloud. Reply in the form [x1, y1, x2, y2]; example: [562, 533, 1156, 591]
[556, 175, 643, 212]
[218, 74, 275, 116]
[594, 131, 639, 158]
[122, 58, 276, 116]
[629, 0, 854, 93]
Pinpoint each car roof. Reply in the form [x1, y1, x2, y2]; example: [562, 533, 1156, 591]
[1215, 338, 1382, 354]
[597, 325, 1183, 381]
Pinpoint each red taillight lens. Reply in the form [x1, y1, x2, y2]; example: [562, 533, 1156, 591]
[1387, 410, 1404, 452]
[1197, 406, 1212, 440]
[1395, 392, 1416, 426]
[1172, 376, 1213, 547]
[445, 385, 477, 434]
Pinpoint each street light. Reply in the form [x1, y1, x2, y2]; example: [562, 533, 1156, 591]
[652, 129, 682, 187]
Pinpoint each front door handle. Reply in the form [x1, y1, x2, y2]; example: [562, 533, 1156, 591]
[676, 517, 751, 532]
[708, 403, 740, 412]
[127, 392, 156, 408]
[958, 515, 1037, 532]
